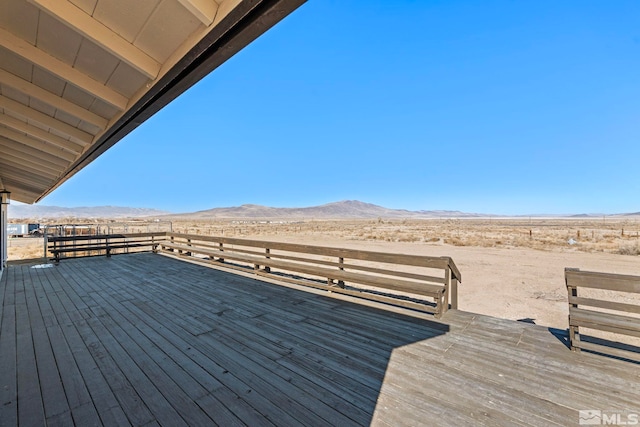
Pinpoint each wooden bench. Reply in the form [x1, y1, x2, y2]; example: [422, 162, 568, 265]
[159, 233, 461, 317]
[48, 232, 164, 262]
[566, 268, 640, 362]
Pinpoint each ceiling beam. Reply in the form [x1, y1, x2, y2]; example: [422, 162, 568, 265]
[0, 157, 59, 180]
[0, 161, 58, 183]
[0, 113, 84, 153]
[0, 136, 72, 168]
[0, 69, 108, 129]
[46, 0, 307, 202]
[0, 166, 54, 188]
[29, 0, 161, 79]
[0, 184, 41, 202]
[0, 27, 128, 111]
[177, 0, 218, 26]
[1, 150, 63, 176]
[0, 126, 77, 161]
[0, 94, 93, 145]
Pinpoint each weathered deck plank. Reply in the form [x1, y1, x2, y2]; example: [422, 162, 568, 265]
[1, 253, 640, 426]
[0, 267, 17, 427]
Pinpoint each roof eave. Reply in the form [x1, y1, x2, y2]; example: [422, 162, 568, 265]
[36, 0, 306, 203]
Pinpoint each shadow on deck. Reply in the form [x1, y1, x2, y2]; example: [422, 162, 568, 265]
[1, 253, 639, 426]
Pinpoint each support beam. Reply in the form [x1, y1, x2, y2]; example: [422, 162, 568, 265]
[177, 0, 218, 25]
[29, 0, 161, 79]
[0, 113, 85, 152]
[0, 94, 93, 145]
[1, 191, 9, 271]
[0, 125, 77, 161]
[0, 69, 109, 129]
[0, 27, 128, 110]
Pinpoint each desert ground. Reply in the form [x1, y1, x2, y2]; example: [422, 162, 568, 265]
[7, 217, 640, 331]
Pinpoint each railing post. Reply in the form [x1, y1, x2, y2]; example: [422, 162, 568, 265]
[568, 285, 580, 352]
[218, 242, 224, 263]
[0, 191, 8, 271]
[566, 268, 580, 352]
[327, 278, 334, 292]
[43, 228, 48, 260]
[264, 248, 271, 273]
[186, 238, 192, 256]
[443, 267, 451, 314]
[106, 235, 111, 258]
[337, 257, 345, 288]
[451, 276, 458, 310]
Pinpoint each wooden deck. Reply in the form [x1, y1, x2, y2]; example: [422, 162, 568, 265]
[1, 253, 639, 426]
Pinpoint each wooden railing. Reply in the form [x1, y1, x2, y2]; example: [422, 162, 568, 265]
[47, 231, 462, 317]
[159, 232, 461, 317]
[48, 232, 165, 261]
[566, 268, 640, 362]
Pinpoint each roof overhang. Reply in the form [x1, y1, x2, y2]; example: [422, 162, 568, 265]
[0, 0, 305, 203]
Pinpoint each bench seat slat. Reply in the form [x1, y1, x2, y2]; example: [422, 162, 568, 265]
[568, 296, 640, 316]
[569, 307, 640, 334]
[253, 271, 439, 314]
[175, 243, 447, 284]
[568, 319, 640, 340]
[52, 243, 154, 254]
[48, 232, 164, 242]
[574, 341, 640, 363]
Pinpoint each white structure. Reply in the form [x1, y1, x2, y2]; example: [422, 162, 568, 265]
[0, 190, 8, 273]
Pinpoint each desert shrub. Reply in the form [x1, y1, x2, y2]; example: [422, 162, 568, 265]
[397, 235, 420, 243]
[444, 237, 466, 246]
[618, 242, 640, 256]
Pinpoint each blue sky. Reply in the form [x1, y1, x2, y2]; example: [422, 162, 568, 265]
[41, 0, 640, 215]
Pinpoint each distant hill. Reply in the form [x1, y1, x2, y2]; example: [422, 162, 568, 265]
[8, 204, 169, 219]
[8, 200, 638, 220]
[170, 200, 489, 219]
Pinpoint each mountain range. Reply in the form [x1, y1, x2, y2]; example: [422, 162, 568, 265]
[169, 200, 487, 219]
[8, 204, 168, 219]
[7, 200, 639, 220]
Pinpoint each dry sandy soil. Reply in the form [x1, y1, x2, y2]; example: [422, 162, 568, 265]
[8, 218, 640, 331]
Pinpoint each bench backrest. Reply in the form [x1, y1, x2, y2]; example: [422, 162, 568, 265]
[565, 268, 640, 362]
[48, 232, 165, 260]
[163, 232, 461, 316]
